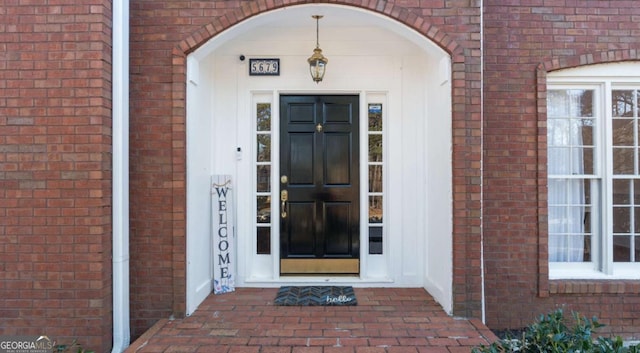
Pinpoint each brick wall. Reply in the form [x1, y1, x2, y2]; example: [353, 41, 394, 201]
[130, 0, 481, 338]
[483, 0, 640, 338]
[0, 1, 113, 352]
[5, 0, 636, 347]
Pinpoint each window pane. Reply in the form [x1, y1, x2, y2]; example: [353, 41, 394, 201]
[613, 235, 631, 262]
[612, 147, 634, 175]
[574, 89, 593, 117]
[583, 234, 591, 262]
[635, 236, 640, 262]
[612, 206, 630, 233]
[582, 148, 594, 175]
[547, 89, 594, 117]
[612, 90, 634, 117]
[256, 196, 270, 223]
[612, 119, 634, 146]
[257, 103, 271, 131]
[548, 116, 593, 175]
[548, 147, 588, 175]
[548, 118, 587, 145]
[256, 165, 270, 192]
[548, 90, 570, 118]
[368, 104, 382, 131]
[369, 226, 383, 255]
[369, 196, 383, 223]
[257, 134, 271, 162]
[570, 119, 589, 144]
[369, 134, 382, 162]
[257, 227, 270, 254]
[548, 178, 590, 262]
[613, 179, 630, 204]
[581, 119, 594, 146]
[369, 165, 383, 193]
[547, 119, 569, 146]
[582, 205, 592, 233]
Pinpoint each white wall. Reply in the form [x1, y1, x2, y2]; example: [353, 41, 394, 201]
[423, 57, 453, 314]
[186, 56, 215, 315]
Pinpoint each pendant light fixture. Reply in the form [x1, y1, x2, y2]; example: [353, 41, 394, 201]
[307, 15, 328, 83]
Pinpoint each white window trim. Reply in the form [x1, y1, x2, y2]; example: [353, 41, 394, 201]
[548, 62, 640, 280]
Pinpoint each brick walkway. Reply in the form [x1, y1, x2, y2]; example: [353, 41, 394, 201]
[125, 288, 497, 353]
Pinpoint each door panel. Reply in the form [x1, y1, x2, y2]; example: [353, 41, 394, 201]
[325, 133, 352, 185]
[288, 202, 315, 255]
[280, 95, 360, 274]
[289, 133, 314, 184]
[324, 202, 352, 255]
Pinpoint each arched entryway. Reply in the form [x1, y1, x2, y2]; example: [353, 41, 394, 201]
[183, 4, 454, 315]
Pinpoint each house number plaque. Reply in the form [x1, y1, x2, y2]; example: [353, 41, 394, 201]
[249, 58, 280, 76]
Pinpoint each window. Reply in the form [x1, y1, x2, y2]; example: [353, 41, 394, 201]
[547, 62, 640, 278]
[255, 102, 271, 255]
[368, 103, 384, 254]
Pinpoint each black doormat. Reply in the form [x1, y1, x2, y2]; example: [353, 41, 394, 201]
[274, 286, 357, 306]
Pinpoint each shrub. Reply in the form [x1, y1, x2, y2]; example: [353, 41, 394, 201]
[473, 309, 640, 353]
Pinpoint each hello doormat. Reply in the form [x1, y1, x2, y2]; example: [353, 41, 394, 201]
[274, 286, 357, 306]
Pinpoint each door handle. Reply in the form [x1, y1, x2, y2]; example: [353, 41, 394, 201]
[280, 190, 288, 218]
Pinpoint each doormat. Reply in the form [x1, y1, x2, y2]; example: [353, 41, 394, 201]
[274, 286, 357, 306]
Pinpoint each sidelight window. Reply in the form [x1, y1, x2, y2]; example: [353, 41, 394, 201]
[255, 102, 272, 255]
[368, 103, 384, 254]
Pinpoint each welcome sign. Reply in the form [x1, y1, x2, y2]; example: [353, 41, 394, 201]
[211, 175, 235, 294]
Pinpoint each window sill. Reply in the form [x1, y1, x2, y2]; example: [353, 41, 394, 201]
[550, 263, 640, 280]
[549, 266, 640, 294]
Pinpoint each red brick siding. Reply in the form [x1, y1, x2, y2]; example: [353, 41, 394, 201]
[0, 1, 113, 351]
[484, 0, 640, 338]
[130, 0, 481, 338]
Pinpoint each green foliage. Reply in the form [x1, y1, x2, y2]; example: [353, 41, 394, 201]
[54, 339, 95, 353]
[473, 309, 640, 353]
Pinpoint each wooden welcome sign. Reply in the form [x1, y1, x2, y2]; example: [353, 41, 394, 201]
[211, 175, 235, 294]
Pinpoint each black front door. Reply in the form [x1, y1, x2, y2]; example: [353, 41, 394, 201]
[279, 95, 360, 275]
